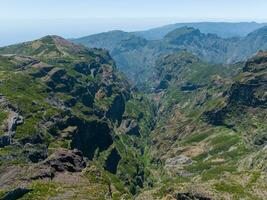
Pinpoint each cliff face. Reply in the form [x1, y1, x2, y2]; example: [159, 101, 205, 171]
[73, 26, 267, 87]
[0, 35, 266, 200]
[0, 36, 155, 199]
[136, 52, 267, 200]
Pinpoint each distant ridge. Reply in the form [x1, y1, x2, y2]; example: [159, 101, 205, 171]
[134, 22, 267, 40]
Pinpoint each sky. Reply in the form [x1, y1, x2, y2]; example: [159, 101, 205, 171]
[0, 0, 267, 46]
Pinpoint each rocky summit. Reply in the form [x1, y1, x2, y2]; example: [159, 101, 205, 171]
[0, 31, 266, 200]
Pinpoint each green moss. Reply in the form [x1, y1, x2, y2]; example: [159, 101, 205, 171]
[186, 161, 212, 173]
[209, 133, 241, 155]
[15, 117, 39, 139]
[214, 182, 244, 195]
[20, 181, 62, 200]
[0, 111, 7, 125]
[201, 164, 236, 181]
[183, 131, 211, 144]
[48, 139, 70, 150]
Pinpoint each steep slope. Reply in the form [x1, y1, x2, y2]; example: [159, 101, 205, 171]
[73, 26, 267, 87]
[137, 52, 267, 200]
[72, 30, 143, 51]
[73, 31, 154, 85]
[1, 34, 266, 200]
[163, 27, 237, 63]
[0, 36, 155, 199]
[229, 26, 267, 62]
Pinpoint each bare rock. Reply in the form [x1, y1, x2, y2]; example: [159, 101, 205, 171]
[43, 148, 86, 173]
[175, 192, 211, 200]
[30, 149, 86, 180]
[165, 155, 192, 166]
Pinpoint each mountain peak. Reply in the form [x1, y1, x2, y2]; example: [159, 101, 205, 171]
[0, 35, 87, 58]
[164, 26, 201, 40]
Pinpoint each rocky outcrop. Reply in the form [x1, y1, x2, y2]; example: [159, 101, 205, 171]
[164, 155, 193, 176]
[7, 110, 24, 137]
[120, 118, 141, 136]
[43, 148, 86, 172]
[174, 192, 211, 200]
[204, 51, 267, 126]
[30, 149, 86, 180]
[0, 35, 149, 199]
[228, 52, 267, 108]
[0, 95, 23, 147]
[165, 155, 193, 166]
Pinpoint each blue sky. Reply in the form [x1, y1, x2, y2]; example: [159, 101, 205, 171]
[1, 0, 267, 20]
[0, 0, 267, 46]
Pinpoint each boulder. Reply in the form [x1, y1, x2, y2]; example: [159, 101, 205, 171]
[165, 155, 192, 166]
[43, 148, 86, 172]
[30, 149, 86, 180]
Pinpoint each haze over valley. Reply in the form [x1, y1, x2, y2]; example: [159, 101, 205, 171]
[0, 1, 266, 199]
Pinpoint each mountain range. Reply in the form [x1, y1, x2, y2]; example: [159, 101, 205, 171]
[73, 23, 267, 87]
[0, 22, 266, 200]
[135, 22, 267, 39]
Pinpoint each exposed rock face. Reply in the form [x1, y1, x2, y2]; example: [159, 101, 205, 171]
[0, 95, 23, 147]
[30, 149, 86, 180]
[175, 192, 211, 200]
[228, 52, 267, 107]
[73, 26, 267, 86]
[7, 110, 24, 137]
[165, 155, 193, 166]
[120, 118, 141, 136]
[164, 155, 193, 176]
[43, 148, 86, 172]
[0, 36, 149, 198]
[204, 51, 267, 126]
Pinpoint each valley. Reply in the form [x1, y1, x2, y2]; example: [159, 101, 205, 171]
[0, 23, 266, 200]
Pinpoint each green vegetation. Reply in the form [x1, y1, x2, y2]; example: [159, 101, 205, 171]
[0, 35, 266, 200]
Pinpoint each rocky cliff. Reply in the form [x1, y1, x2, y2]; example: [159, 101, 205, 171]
[0, 36, 155, 199]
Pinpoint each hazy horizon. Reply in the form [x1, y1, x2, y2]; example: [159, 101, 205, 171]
[1, 19, 267, 47]
[1, 0, 267, 46]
